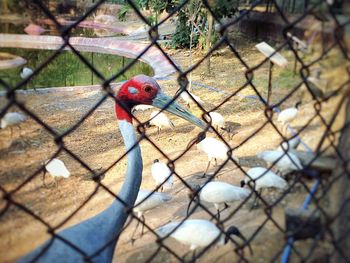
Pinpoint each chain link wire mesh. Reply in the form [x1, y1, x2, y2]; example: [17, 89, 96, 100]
[0, 0, 349, 262]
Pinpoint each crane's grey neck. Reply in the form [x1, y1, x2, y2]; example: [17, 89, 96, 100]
[20, 120, 143, 263]
[116, 120, 143, 206]
[82, 120, 143, 260]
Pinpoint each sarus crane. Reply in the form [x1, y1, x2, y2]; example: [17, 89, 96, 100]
[20, 75, 206, 262]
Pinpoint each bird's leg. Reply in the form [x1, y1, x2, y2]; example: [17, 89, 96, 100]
[201, 159, 212, 178]
[250, 189, 262, 210]
[42, 170, 48, 188]
[217, 203, 229, 220]
[183, 249, 196, 263]
[222, 203, 229, 213]
[214, 158, 218, 167]
[131, 218, 141, 245]
[182, 250, 192, 262]
[191, 250, 197, 263]
[140, 215, 145, 236]
[54, 177, 58, 188]
[276, 169, 282, 176]
[216, 209, 221, 221]
[10, 127, 13, 137]
[260, 188, 265, 203]
[160, 185, 164, 192]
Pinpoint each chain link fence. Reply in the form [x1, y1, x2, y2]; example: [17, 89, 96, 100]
[0, 0, 349, 262]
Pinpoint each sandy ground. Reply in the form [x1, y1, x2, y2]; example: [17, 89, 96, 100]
[0, 40, 349, 263]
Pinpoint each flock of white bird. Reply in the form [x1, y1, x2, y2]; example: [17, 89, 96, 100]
[1, 88, 306, 255]
[132, 92, 304, 252]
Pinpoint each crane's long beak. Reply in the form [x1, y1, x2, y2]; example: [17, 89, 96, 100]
[152, 92, 207, 130]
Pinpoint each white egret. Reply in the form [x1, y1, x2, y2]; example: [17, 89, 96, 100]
[43, 158, 71, 187]
[151, 159, 173, 191]
[277, 101, 301, 133]
[241, 167, 288, 208]
[20, 67, 33, 79]
[242, 167, 288, 190]
[131, 104, 154, 113]
[148, 110, 175, 135]
[1, 112, 27, 129]
[191, 132, 238, 177]
[131, 190, 171, 244]
[205, 111, 225, 131]
[257, 150, 302, 175]
[1, 112, 27, 136]
[276, 136, 301, 151]
[180, 91, 203, 108]
[187, 181, 251, 219]
[156, 219, 252, 257]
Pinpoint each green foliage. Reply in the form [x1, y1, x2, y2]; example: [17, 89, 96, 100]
[198, 30, 219, 50]
[137, 0, 168, 25]
[118, 0, 174, 25]
[117, 4, 131, 21]
[276, 69, 301, 90]
[211, 0, 240, 18]
[171, 10, 199, 49]
[171, 0, 239, 49]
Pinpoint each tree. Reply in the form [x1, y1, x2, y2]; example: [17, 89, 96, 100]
[204, 0, 240, 74]
[1, 0, 9, 14]
[138, 0, 168, 25]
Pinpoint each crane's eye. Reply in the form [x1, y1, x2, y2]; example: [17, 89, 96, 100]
[144, 85, 152, 93]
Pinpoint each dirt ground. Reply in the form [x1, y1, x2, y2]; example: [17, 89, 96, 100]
[0, 40, 349, 263]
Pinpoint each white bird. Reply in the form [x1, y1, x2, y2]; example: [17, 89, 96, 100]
[277, 101, 301, 134]
[276, 136, 301, 151]
[148, 110, 175, 135]
[20, 67, 33, 79]
[187, 181, 251, 219]
[151, 159, 174, 191]
[131, 189, 171, 243]
[194, 133, 238, 177]
[242, 167, 288, 191]
[156, 219, 252, 256]
[180, 91, 203, 108]
[43, 158, 71, 187]
[205, 112, 225, 130]
[131, 104, 154, 113]
[241, 167, 288, 208]
[1, 112, 27, 129]
[257, 150, 302, 174]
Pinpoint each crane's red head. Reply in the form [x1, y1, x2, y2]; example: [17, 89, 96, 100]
[114, 75, 207, 129]
[115, 75, 160, 122]
[117, 75, 160, 105]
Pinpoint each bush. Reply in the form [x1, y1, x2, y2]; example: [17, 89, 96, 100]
[171, 11, 199, 49]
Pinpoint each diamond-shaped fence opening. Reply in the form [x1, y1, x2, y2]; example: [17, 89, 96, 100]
[0, 0, 349, 262]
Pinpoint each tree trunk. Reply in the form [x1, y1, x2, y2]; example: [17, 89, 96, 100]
[2, 0, 9, 14]
[205, 11, 213, 75]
